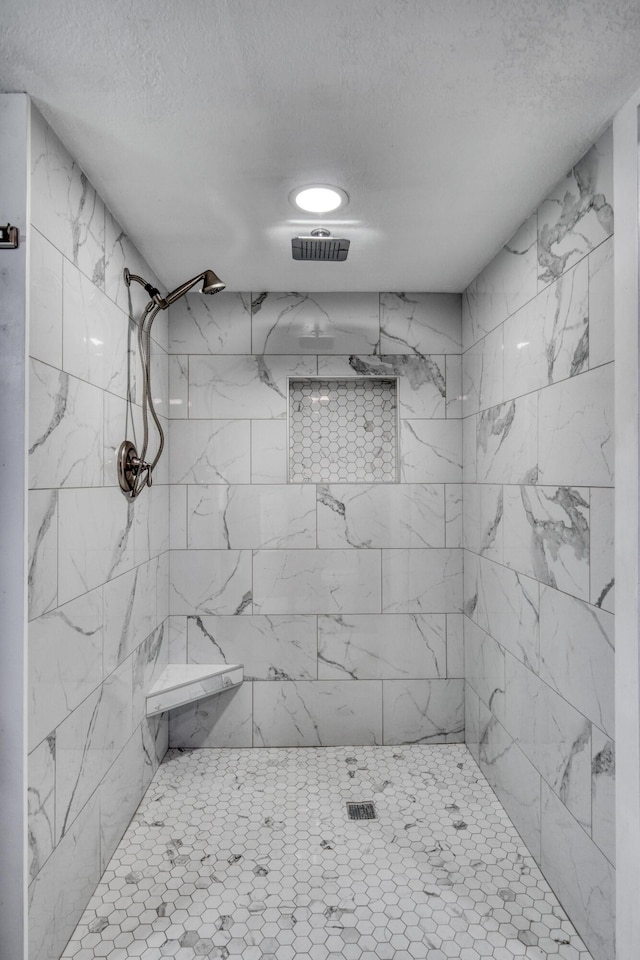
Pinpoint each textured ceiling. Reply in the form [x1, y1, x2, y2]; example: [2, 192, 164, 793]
[2, 0, 640, 291]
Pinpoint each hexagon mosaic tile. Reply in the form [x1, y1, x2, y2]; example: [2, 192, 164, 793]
[61, 745, 593, 960]
[289, 378, 398, 483]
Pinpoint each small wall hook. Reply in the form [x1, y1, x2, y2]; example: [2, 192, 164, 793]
[0, 224, 19, 249]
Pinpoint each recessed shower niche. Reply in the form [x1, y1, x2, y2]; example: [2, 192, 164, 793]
[288, 377, 399, 482]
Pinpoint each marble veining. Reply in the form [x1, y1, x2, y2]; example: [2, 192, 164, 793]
[60, 745, 594, 960]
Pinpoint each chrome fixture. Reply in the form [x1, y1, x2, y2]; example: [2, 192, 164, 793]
[0, 223, 19, 248]
[117, 267, 225, 498]
[291, 228, 350, 262]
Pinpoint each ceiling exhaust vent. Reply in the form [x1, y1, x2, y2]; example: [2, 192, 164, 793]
[292, 228, 350, 262]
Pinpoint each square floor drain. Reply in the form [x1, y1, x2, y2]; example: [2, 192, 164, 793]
[347, 801, 377, 820]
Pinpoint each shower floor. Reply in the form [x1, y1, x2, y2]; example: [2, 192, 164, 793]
[61, 745, 592, 960]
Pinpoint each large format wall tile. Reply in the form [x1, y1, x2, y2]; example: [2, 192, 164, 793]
[462, 324, 504, 416]
[169, 419, 251, 484]
[476, 394, 538, 483]
[379, 292, 462, 354]
[189, 354, 317, 419]
[28, 488, 58, 620]
[169, 684, 254, 748]
[187, 614, 317, 680]
[253, 680, 383, 746]
[317, 483, 444, 548]
[253, 549, 381, 614]
[318, 353, 447, 418]
[28, 737, 55, 883]
[400, 419, 462, 482]
[30, 227, 63, 368]
[382, 678, 464, 743]
[471, 556, 539, 670]
[318, 613, 447, 680]
[588, 236, 614, 369]
[169, 292, 251, 354]
[170, 550, 252, 615]
[382, 548, 462, 614]
[251, 292, 380, 354]
[187, 484, 316, 549]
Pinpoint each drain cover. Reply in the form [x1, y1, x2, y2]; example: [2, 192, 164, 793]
[347, 801, 376, 820]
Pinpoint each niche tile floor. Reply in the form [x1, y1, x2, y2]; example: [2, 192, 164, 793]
[62, 745, 592, 960]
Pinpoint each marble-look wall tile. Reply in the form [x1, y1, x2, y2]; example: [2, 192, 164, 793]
[540, 782, 615, 960]
[318, 613, 446, 680]
[253, 548, 381, 615]
[30, 227, 63, 368]
[478, 711, 542, 861]
[28, 792, 101, 960]
[102, 559, 159, 673]
[446, 614, 464, 677]
[132, 622, 167, 726]
[590, 488, 614, 612]
[28, 736, 56, 883]
[170, 550, 252, 616]
[28, 488, 58, 619]
[169, 292, 251, 355]
[62, 261, 130, 399]
[317, 483, 444, 548]
[503, 259, 588, 401]
[473, 557, 539, 670]
[251, 292, 380, 354]
[31, 107, 105, 287]
[476, 394, 538, 483]
[99, 729, 149, 872]
[382, 548, 462, 614]
[503, 485, 590, 601]
[169, 419, 250, 484]
[169, 684, 254, 748]
[168, 615, 188, 662]
[464, 618, 506, 723]
[29, 359, 104, 488]
[462, 415, 477, 483]
[462, 215, 537, 350]
[251, 420, 288, 483]
[189, 354, 317, 419]
[445, 354, 463, 418]
[591, 728, 615, 865]
[58, 487, 136, 604]
[505, 654, 591, 829]
[188, 614, 317, 680]
[538, 127, 613, 289]
[168, 354, 189, 418]
[445, 484, 463, 548]
[465, 683, 481, 763]
[379, 292, 461, 355]
[253, 680, 382, 746]
[318, 353, 447, 419]
[188, 484, 316, 549]
[55, 658, 133, 840]
[588, 236, 614, 369]
[383, 679, 464, 744]
[462, 324, 503, 416]
[538, 363, 613, 486]
[29, 588, 103, 751]
[103, 209, 163, 321]
[462, 483, 503, 562]
[540, 586, 614, 738]
[400, 419, 462, 482]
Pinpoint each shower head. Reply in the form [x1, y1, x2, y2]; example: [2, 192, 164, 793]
[202, 270, 226, 295]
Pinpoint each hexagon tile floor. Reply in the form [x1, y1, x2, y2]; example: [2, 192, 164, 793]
[62, 745, 593, 960]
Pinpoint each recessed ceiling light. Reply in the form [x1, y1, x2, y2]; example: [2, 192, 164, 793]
[291, 185, 348, 213]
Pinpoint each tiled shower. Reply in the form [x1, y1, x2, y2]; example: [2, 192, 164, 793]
[26, 102, 614, 960]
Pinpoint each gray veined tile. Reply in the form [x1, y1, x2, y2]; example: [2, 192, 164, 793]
[189, 354, 317, 419]
[462, 215, 537, 350]
[382, 679, 464, 744]
[252, 680, 382, 746]
[187, 484, 316, 549]
[461, 324, 503, 416]
[590, 487, 614, 613]
[168, 354, 189, 418]
[169, 683, 253, 748]
[31, 106, 105, 287]
[588, 235, 614, 369]
[463, 617, 506, 724]
[104, 208, 164, 320]
[538, 126, 613, 289]
[474, 556, 539, 670]
[252, 292, 380, 354]
[132, 622, 168, 726]
[251, 420, 288, 483]
[591, 728, 615, 865]
[168, 615, 188, 662]
[538, 363, 613, 487]
[540, 586, 614, 738]
[318, 353, 447, 418]
[382, 548, 462, 614]
[503, 485, 589, 602]
[28, 488, 58, 620]
[103, 558, 161, 675]
[170, 550, 252, 616]
[29, 587, 104, 751]
[446, 613, 464, 677]
[445, 354, 463, 418]
[503, 258, 588, 402]
[187, 614, 317, 680]
[169, 291, 251, 354]
[317, 483, 445, 549]
[28, 735, 56, 883]
[462, 483, 503, 562]
[29, 359, 104, 488]
[168, 419, 251, 484]
[253, 548, 381, 615]
[445, 484, 463, 548]
[30, 227, 63, 368]
[379, 292, 462, 355]
[400, 419, 462, 483]
[476, 394, 538, 484]
[318, 613, 447, 680]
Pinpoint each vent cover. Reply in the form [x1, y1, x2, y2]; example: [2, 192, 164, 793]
[292, 229, 350, 262]
[346, 801, 377, 820]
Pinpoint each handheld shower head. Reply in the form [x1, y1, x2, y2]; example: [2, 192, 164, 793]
[202, 270, 225, 295]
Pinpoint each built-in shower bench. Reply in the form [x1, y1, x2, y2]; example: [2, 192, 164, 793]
[146, 663, 244, 717]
